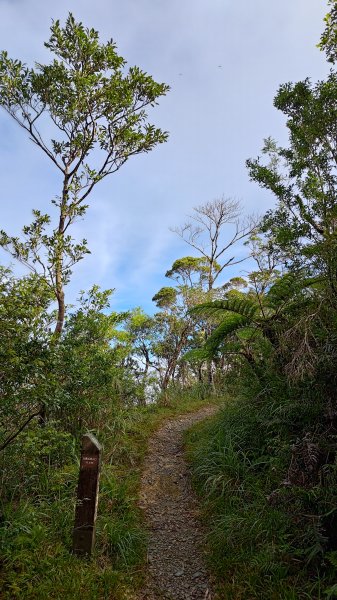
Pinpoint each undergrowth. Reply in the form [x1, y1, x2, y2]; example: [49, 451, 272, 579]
[0, 386, 217, 599]
[186, 376, 337, 600]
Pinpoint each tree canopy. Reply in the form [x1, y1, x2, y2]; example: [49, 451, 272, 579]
[0, 13, 169, 333]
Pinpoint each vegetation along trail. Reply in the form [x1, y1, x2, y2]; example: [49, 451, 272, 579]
[137, 405, 218, 600]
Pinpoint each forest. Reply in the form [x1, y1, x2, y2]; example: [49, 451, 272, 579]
[1, 3, 337, 599]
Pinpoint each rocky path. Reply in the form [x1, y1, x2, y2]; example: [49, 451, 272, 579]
[137, 405, 218, 600]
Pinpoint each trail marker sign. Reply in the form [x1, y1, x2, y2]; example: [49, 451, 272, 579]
[72, 433, 101, 556]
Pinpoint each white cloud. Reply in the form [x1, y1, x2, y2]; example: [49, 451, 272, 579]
[0, 0, 329, 312]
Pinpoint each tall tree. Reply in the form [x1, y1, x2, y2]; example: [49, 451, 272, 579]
[151, 285, 199, 394]
[0, 13, 169, 333]
[171, 198, 256, 383]
[243, 1, 337, 385]
[247, 80, 337, 298]
[171, 197, 255, 292]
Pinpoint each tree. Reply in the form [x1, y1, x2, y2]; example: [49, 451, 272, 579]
[172, 197, 256, 292]
[170, 197, 256, 384]
[123, 308, 160, 404]
[0, 13, 169, 333]
[165, 256, 218, 289]
[319, 0, 337, 63]
[125, 309, 156, 377]
[188, 271, 304, 374]
[125, 275, 208, 400]
[243, 2, 337, 387]
[0, 274, 135, 449]
[151, 284, 201, 395]
[52, 286, 133, 429]
[0, 267, 53, 451]
[246, 78, 337, 297]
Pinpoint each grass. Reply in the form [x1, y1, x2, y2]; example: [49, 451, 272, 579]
[0, 386, 219, 600]
[185, 389, 337, 600]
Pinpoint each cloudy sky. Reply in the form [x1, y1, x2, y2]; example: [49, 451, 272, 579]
[0, 0, 329, 313]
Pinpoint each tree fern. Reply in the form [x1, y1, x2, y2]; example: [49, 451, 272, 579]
[204, 314, 249, 355]
[266, 272, 300, 307]
[266, 271, 320, 309]
[182, 347, 213, 362]
[190, 297, 259, 321]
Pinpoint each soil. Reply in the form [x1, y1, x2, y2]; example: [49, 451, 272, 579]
[137, 405, 218, 600]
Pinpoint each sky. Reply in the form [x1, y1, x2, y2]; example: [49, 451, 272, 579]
[0, 0, 329, 314]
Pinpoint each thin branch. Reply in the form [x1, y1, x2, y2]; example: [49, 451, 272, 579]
[0, 411, 40, 452]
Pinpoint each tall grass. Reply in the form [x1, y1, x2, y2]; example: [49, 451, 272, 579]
[186, 378, 337, 599]
[0, 385, 216, 599]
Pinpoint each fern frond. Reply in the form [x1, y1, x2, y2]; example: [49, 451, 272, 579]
[190, 298, 258, 320]
[182, 347, 212, 362]
[205, 314, 249, 354]
[267, 272, 320, 308]
[267, 272, 299, 307]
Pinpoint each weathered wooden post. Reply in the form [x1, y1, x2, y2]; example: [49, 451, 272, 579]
[72, 433, 102, 557]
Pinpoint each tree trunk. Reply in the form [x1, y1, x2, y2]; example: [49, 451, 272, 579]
[207, 360, 213, 386]
[55, 289, 65, 335]
[161, 328, 189, 396]
[53, 177, 69, 336]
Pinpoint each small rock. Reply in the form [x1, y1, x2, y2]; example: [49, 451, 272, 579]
[192, 571, 203, 579]
[175, 569, 184, 577]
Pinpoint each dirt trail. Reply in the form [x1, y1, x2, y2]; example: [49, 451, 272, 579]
[137, 405, 218, 600]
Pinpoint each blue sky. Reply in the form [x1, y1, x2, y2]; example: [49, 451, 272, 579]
[0, 0, 329, 314]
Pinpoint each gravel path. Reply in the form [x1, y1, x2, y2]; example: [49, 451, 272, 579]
[137, 405, 218, 600]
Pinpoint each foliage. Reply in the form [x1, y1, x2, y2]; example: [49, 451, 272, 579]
[49, 286, 133, 429]
[3, 5, 337, 600]
[152, 286, 178, 309]
[0, 385, 216, 599]
[182, 7, 337, 599]
[247, 75, 337, 295]
[319, 0, 337, 63]
[0, 13, 169, 332]
[165, 256, 221, 288]
[0, 267, 54, 451]
[0, 270, 135, 447]
[187, 378, 337, 599]
[172, 197, 255, 291]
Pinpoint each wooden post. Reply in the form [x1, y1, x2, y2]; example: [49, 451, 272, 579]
[72, 433, 102, 556]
